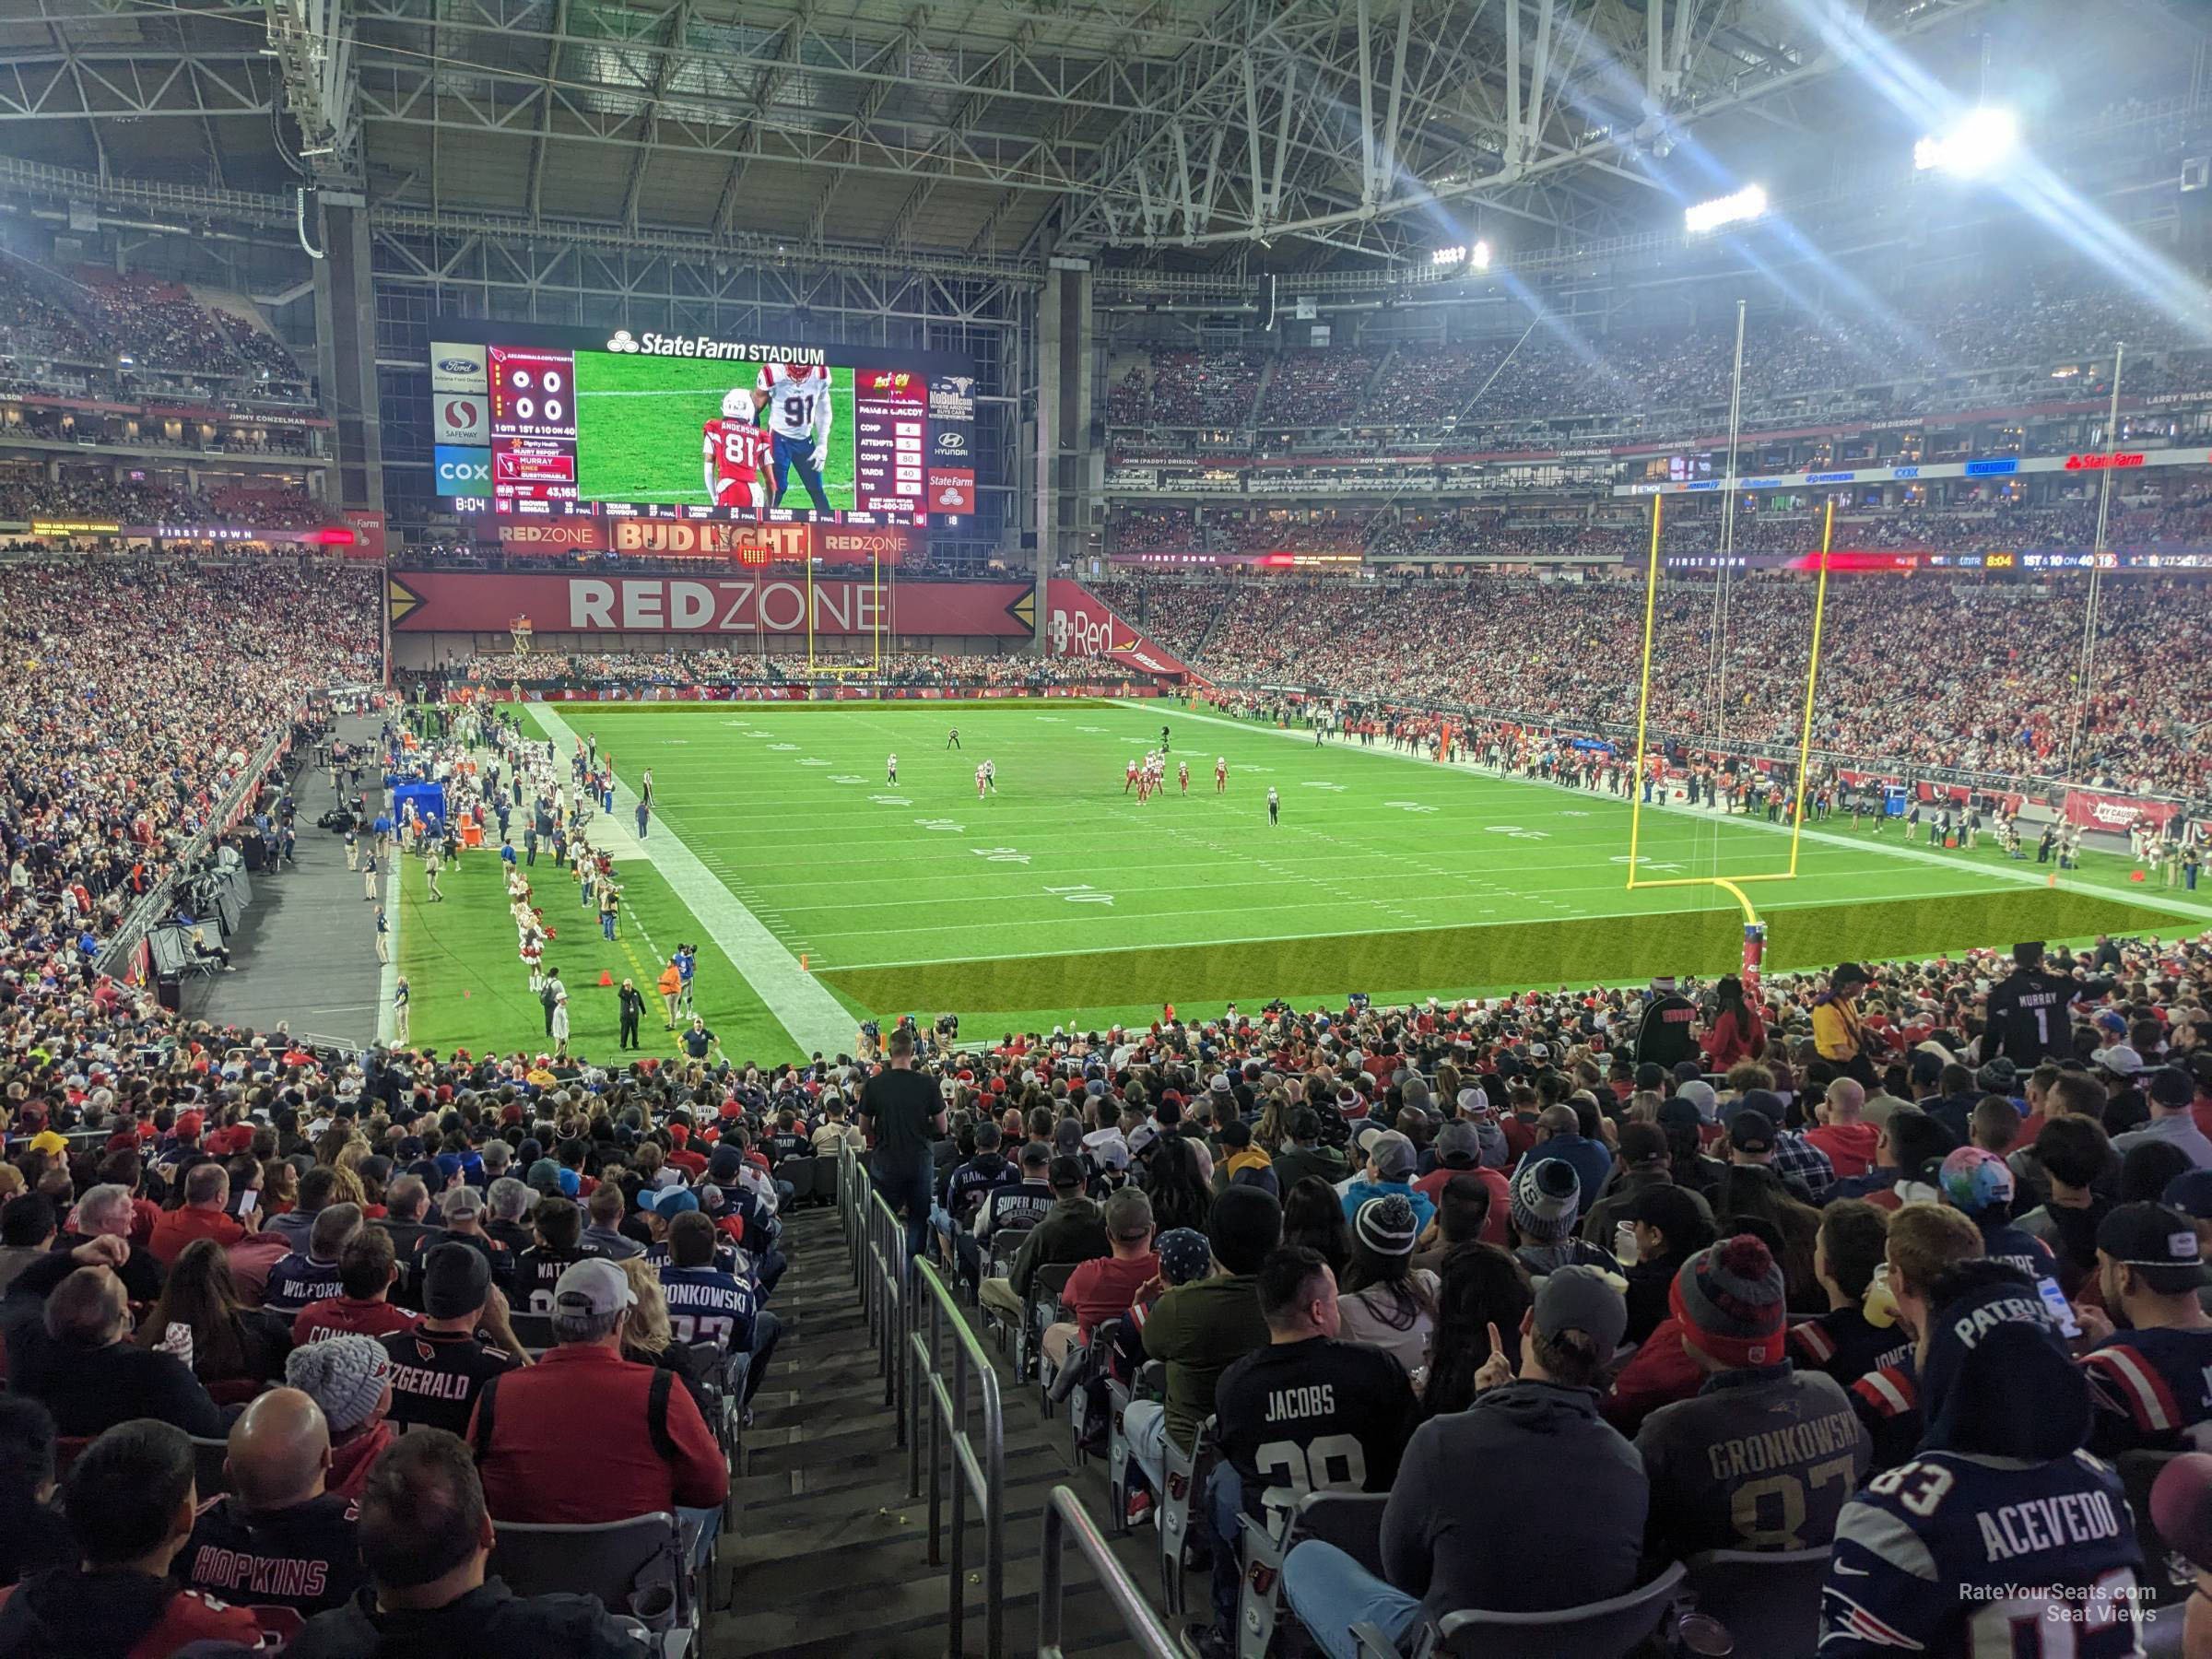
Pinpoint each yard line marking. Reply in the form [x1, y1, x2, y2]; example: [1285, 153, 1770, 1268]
[531, 705, 855, 1055]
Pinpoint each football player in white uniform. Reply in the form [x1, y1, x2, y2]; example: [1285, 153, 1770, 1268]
[753, 359, 835, 512]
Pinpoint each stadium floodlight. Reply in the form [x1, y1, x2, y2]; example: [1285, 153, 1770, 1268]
[1430, 241, 1491, 271]
[1914, 107, 2019, 177]
[1683, 185, 1768, 235]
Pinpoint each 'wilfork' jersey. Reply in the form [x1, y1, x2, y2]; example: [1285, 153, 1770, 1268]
[703, 418, 769, 486]
[756, 362, 832, 440]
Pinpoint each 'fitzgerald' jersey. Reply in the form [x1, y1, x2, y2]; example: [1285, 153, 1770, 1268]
[703, 418, 769, 486]
[2080, 1325, 2212, 1456]
[757, 363, 832, 440]
[1819, 1449, 2144, 1656]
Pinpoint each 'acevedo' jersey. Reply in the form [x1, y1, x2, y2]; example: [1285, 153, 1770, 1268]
[1819, 1448, 2144, 1656]
[756, 363, 832, 440]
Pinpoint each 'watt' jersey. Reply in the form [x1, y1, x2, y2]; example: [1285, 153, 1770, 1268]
[1820, 1449, 2144, 1656]
[757, 363, 831, 440]
[703, 418, 769, 485]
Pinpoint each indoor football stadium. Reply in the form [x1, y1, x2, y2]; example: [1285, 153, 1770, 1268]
[4, 0, 2212, 1653]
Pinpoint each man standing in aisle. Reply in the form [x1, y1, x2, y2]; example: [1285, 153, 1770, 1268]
[859, 1026, 947, 1260]
[618, 978, 645, 1052]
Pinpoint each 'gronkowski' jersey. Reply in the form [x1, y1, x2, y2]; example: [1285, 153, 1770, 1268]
[1819, 1449, 2144, 1656]
[659, 1263, 759, 1352]
[703, 418, 769, 485]
[2080, 1325, 2212, 1456]
[757, 363, 831, 440]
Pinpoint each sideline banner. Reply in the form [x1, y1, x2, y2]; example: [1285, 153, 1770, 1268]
[2063, 789, 2183, 833]
[1044, 578, 1197, 683]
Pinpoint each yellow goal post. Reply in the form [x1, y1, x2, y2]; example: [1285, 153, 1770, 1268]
[1622, 495, 1837, 929]
[797, 547, 889, 679]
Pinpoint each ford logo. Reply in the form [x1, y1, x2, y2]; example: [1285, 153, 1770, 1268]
[437, 357, 478, 374]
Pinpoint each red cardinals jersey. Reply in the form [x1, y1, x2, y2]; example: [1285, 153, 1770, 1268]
[703, 418, 769, 489]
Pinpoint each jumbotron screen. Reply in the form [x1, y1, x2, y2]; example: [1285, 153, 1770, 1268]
[428, 322, 976, 528]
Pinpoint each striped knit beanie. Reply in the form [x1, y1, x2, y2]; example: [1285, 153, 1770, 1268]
[1355, 1194, 1418, 1257]
[1669, 1235, 1786, 1368]
[1510, 1157, 1580, 1242]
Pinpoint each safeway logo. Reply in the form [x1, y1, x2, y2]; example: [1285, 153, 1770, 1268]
[441, 398, 479, 430]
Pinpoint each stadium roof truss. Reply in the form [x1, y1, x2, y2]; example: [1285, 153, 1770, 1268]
[0, 0, 1997, 274]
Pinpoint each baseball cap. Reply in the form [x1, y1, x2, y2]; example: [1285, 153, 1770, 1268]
[421, 1241, 492, 1319]
[2149, 1068, 2195, 1111]
[1831, 963, 1872, 991]
[1434, 1121, 1482, 1164]
[1368, 1131, 1417, 1182]
[1634, 1063, 1667, 1092]
[648, 1185, 700, 1218]
[1532, 1265, 1628, 1358]
[1728, 1111, 1776, 1156]
[2165, 1169, 2212, 1221]
[26, 1131, 65, 1159]
[1048, 1155, 1086, 1190]
[1937, 1146, 2015, 1214]
[2099, 1202, 2211, 1292]
[2095, 1044, 2146, 1078]
[1677, 1079, 1718, 1121]
[555, 1256, 637, 1320]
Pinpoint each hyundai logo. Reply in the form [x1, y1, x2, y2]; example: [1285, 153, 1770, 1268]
[937, 430, 967, 453]
[436, 357, 479, 375]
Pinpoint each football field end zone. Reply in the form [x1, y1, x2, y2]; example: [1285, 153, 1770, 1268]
[1142, 700, 2212, 934]
[818, 886, 2182, 1028]
[529, 704, 859, 1057]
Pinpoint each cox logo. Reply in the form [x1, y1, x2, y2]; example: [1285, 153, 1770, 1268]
[433, 445, 491, 495]
[606, 330, 641, 353]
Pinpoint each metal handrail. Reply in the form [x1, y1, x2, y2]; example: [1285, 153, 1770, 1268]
[904, 1256, 1007, 1659]
[1038, 1485, 1179, 1659]
[862, 1182, 908, 1425]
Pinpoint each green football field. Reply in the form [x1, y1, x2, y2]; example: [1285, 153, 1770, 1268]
[393, 699, 2198, 1065]
[571, 352, 856, 509]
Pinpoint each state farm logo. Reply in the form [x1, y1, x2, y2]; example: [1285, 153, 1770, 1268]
[606, 330, 641, 353]
[2065, 452, 2146, 471]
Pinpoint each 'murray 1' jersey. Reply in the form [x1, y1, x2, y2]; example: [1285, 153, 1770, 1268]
[1819, 1449, 2144, 1656]
[756, 363, 831, 439]
[1983, 968, 2091, 1065]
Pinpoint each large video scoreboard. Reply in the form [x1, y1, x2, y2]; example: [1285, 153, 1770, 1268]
[429, 321, 976, 532]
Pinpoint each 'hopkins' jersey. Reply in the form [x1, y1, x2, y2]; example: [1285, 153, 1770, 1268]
[1819, 1449, 2144, 1656]
[1209, 1336, 1414, 1535]
[756, 362, 832, 440]
[2080, 1325, 2212, 1456]
[703, 418, 769, 484]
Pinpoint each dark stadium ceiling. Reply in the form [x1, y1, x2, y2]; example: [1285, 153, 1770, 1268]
[0, 0, 2204, 272]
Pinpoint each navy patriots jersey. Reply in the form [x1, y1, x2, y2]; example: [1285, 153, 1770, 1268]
[1789, 1306, 1913, 1390]
[659, 1264, 758, 1353]
[2080, 1325, 2212, 1456]
[1820, 1449, 2143, 1655]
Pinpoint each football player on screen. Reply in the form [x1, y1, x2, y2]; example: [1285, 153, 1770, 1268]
[753, 359, 835, 513]
[701, 389, 769, 513]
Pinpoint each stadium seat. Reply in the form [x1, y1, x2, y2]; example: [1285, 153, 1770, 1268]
[1060, 1316, 1121, 1465]
[191, 1435, 230, 1500]
[1022, 1262, 1077, 1407]
[806, 1159, 841, 1206]
[490, 1512, 695, 1653]
[1238, 1490, 1389, 1659]
[1159, 1414, 1216, 1617]
[1350, 1561, 1688, 1659]
[773, 1155, 818, 1198]
[506, 1310, 555, 1352]
[1681, 1546, 1829, 1657]
[2120, 1450, 2194, 1608]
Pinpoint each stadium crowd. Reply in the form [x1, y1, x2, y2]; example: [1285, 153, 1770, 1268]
[0, 261, 306, 394]
[1096, 570, 2212, 794]
[0, 477, 336, 532]
[441, 651, 1106, 689]
[1109, 263, 2204, 450]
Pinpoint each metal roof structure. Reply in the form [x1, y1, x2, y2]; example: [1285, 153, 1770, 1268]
[3, 0, 2126, 276]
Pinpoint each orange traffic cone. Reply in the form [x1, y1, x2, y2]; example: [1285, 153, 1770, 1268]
[800, 952, 809, 972]
[598, 969, 614, 986]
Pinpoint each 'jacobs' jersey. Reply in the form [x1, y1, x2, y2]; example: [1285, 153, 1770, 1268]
[2080, 1325, 2212, 1456]
[1820, 1449, 2144, 1656]
[1210, 1336, 1415, 1535]
[756, 363, 832, 440]
[659, 1263, 759, 1353]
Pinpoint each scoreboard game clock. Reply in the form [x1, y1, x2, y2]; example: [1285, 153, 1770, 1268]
[428, 320, 975, 540]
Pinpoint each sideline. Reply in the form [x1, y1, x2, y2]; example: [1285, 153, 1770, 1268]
[1136, 700, 2212, 930]
[530, 704, 857, 1056]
